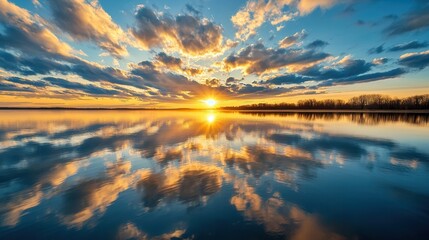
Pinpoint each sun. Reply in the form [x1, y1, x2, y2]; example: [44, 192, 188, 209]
[203, 98, 217, 108]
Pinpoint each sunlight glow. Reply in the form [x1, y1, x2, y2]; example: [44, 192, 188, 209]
[206, 114, 216, 123]
[203, 98, 217, 108]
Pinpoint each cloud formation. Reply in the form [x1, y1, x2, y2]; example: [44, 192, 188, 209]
[384, 1, 429, 36]
[131, 5, 224, 57]
[231, 0, 296, 41]
[231, 0, 344, 41]
[278, 30, 307, 48]
[399, 50, 429, 69]
[46, 0, 128, 58]
[0, 0, 73, 57]
[153, 52, 204, 76]
[223, 43, 330, 75]
[389, 41, 428, 52]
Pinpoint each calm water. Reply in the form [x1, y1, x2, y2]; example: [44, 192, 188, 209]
[0, 110, 428, 240]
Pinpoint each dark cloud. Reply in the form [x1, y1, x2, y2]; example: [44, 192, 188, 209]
[306, 40, 329, 49]
[130, 61, 212, 98]
[153, 52, 204, 76]
[263, 74, 313, 85]
[301, 57, 373, 80]
[398, 50, 429, 69]
[0, 80, 35, 93]
[384, 2, 429, 35]
[368, 44, 384, 54]
[226, 77, 241, 84]
[185, 4, 200, 15]
[223, 43, 330, 75]
[154, 52, 182, 69]
[389, 41, 428, 52]
[205, 78, 221, 87]
[6, 76, 48, 88]
[319, 68, 407, 87]
[46, 0, 128, 58]
[131, 6, 224, 56]
[0, 51, 71, 76]
[355, 20, 366, 26]
[44, 77, 122, 96]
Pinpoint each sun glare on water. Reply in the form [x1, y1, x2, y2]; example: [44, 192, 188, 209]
[203, 98, 217, 108]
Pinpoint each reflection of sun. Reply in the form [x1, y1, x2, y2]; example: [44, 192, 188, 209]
[203, 98, 217, 108]
[206, 114, 216, 124]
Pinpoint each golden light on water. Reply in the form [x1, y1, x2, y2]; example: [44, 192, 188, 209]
[206, 113, 216, 123]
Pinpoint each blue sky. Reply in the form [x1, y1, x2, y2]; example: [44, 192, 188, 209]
[0, 0, 428, 107]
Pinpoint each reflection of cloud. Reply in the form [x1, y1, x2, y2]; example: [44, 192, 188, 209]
[116, 222, 185, 240]
[137, 163, 224, 209]
[0, 161, 80, 226]
[60, 161, 147, 228]
[231, 179, 345, 239]
[225, 145, 321, 178]
[0, 186, 43, 226]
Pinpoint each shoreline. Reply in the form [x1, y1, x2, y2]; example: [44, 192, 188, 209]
[0, 108, 428, 113]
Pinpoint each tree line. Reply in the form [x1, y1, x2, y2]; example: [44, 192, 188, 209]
[222, 94, 429, 110]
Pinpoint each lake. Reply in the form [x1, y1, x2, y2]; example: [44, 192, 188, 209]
[0, 110, 428, 239]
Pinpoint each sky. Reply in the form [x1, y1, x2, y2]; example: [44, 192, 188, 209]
[0, 0, 428, 108]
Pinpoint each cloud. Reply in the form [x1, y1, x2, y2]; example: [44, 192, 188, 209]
[226, 77, 241, 84]
[319, 67, 406, 86]
[368, 44, 384, 54]
[389, 41, 428, 52]
[301, 56, 373, 80]
[306, 40, 329, 49]
[223, 43, 330, 75]
[278, 30, 307, 48]
[399, 50, 429, 69]
[231, 0, 344, 40]
[384, 2, 429, 35]
[372, 57, 389, 65]
[6, 76, 48, 88]
[231, 0, 296, 41]
[131, 5, 224, 57]
[0, 0, 73, 57]
[43, 77, 122, 96]
[0, 50, 72, 76]
[154, 52, 182, 70]
[129, 60, 214, 98]
[153, 52, 204, 76]
[297, 0, 342, 15]
[263, 74, 313, 85]
[0, 79, 35, 93]
[185, 4, 200, 15]
[46, 0, 128, 58]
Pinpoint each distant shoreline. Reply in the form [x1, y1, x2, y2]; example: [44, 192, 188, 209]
[0, 107, 428, 114]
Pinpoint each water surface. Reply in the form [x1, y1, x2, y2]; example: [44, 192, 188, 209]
[0, 110, 428, 239]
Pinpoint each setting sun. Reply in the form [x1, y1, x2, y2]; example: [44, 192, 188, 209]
[203, 98, 217, 107]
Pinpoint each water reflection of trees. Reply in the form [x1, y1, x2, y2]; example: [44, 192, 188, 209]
[242, 112, 429, 125]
